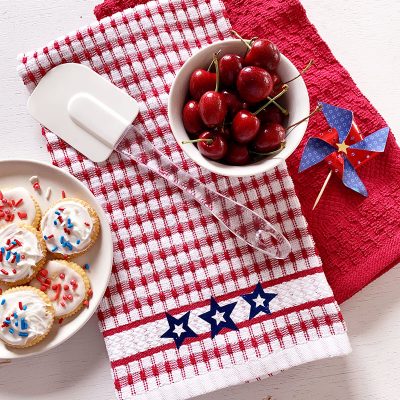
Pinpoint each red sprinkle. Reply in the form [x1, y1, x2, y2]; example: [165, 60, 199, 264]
[61, 190, 66, 199]
[17, 212, 27, 219]
[40, 269, 48, 277]
[87, 289, 93, 298]
[40, 285, 47, 292]
[0, 191, 3, 200]
[84, 222, 90, 227]
[64, 284, 69, 291]
[60, 302, 66, 308]
[58, 208, 65, 211]
[47, 234, 54, 239]
[21, 255, 25, 259]
[33, 182, 41, 191]
[18, 302, 23, 310]
[14, 198, 23, 207]
[58, 318, 64, 324]
[1, 269, 9, 275]
[83, 300, 89, 308]
[12, 269, 16, 274]
[59, 273, 65, 279]
[14, 239, 22, 246]
[67, 294, 73, 301]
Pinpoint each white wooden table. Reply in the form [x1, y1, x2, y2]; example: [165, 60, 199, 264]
[1, 1, 399, 399]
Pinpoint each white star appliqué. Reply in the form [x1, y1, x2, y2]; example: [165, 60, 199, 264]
[173, 323, 186, 337]
[211, 310, 226, 325]
[253, 295, 266, 308]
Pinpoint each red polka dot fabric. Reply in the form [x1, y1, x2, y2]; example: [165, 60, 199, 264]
[17, 1, 350, 399]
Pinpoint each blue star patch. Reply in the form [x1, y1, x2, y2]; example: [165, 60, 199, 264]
[199, 297, 238, 338]
[242, 282, 277, 319]
[161, 312, 197, 349]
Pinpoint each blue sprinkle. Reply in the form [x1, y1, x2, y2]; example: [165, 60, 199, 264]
[1, 247, 4, 254]
[13, 312, 18, 319]
[67, 218, 71, 224]
[3, 319, 10, 325]
[51, 246, 59, 252]
[16, 254, 21, 263]
[76, 240, 81, 245]
[15, 321, 18, 327]
[23, 305, 27, 310]
[60, 236, 65, 244]
[54, 220, 58, 226]
[44, 235, 48, 240]
[5, 251, 11, 261]
[12, 241, 17, 245]
[1, 299, 5, 305]
[84, 263, 90, 270]
[12, 251, 17, 255]
[65, 242, 73, 251]
[18, 332, 29, 337]
[8, 328, 14, 334]
[21, 318, 28, 330]
[55, 211, 61, 215]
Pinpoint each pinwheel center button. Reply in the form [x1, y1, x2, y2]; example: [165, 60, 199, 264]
[336, 141, 350, 154]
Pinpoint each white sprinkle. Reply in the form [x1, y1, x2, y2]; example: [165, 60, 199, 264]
[45, 187, 52, 201]
[29, 176, 39, 184]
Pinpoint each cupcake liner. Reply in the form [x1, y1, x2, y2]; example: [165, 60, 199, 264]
[0, 286, 55, 348]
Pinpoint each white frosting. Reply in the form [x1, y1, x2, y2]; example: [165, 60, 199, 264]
[31, 261, 87, 317]
[40, 201, 94, 255]
[0, 224, 43, 283]
[0, 187, 38, 227]
[0, 290, 53, 346]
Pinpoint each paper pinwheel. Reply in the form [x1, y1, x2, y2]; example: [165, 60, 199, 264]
[299, 102, 389, 198]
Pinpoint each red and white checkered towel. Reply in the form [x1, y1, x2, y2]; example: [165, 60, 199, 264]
[17, 0, 351, 399]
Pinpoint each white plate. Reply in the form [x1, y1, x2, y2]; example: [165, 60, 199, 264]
[0, 159, 113, 359]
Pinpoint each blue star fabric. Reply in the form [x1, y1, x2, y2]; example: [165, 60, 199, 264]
[161, 311, 197, 349]
[242, 282, 277, 319]
[199, 297, 238, 338]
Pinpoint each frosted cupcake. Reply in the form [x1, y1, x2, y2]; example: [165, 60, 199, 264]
[0, 187, 41, 229]
[0, 286, 54, 348]
[30, 260, 91, 319]
[40, 198, 100, 259]
[0, 224, 46, 286]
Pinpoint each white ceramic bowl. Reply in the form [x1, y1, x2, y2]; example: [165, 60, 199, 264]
[168, 39, 310, 177]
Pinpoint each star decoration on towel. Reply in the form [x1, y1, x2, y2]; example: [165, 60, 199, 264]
[199, 297, 238, 338]
[161, 312, 197, 349]
[242, 282, 277, 319]
[299, 102, 389, 196]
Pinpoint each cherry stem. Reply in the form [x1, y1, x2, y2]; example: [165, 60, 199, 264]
[253, 84, 288, 116]
[214, 53, 220, 92]
[286, 104, 322, 133]
[283, 59, 314, 84]
[207, 50, 221, 72]
[182, 138, 213, 145]
[230, 30, 252, 50]
[250, 142, 286, 156]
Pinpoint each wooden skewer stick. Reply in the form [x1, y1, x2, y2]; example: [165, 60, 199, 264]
[312, 170, 332, 210]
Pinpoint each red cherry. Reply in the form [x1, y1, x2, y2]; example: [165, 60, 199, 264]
[189, 69, 217, 101]
[253, 123, 285, 153]
[232, 110, 260, 144]
[221, 90, 243, 118]
[236, 66, 273, 103]
[225, 142, 250, 165]
[197, 131, 227, 160]
[244, 39, 280, 71]
[182, 100, 205, 135]
[258, 107, 284, 125]
[219, 54, 243, 87]
[199, 91, 227, 127]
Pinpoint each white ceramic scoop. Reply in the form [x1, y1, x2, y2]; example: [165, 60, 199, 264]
[27, 63, 291, 259]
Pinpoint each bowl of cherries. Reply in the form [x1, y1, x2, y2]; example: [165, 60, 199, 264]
[168, 34, 311, 177]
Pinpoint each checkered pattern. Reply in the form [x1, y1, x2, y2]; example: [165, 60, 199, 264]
[17, 0, 350, 399]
